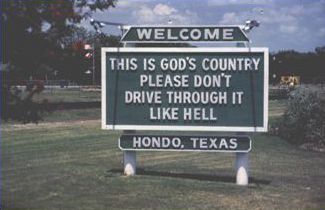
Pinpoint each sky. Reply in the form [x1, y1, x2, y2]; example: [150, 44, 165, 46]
[80, 0, 325, 52]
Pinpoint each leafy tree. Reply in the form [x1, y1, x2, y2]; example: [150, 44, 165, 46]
[2, 0, 116, 80]
[53, 26, 122, 84]
[1, 0, 116, 123]
[270, 46, 325, 84]
[315, 46, 325, 55]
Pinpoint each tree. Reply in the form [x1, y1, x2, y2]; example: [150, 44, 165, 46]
[52, 26, 122, 84]
[315, 46, 325, 55]
[1, 0, 117, 123]
[270, 46, 325, 84]
[2, 0, 116, 80]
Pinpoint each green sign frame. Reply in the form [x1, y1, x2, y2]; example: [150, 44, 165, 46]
[102, 47, 269, 132]
[119, 134, 252, 152]
[121, 25, 249, 43]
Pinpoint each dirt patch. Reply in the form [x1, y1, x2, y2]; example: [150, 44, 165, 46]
[299, 142, 325, 153]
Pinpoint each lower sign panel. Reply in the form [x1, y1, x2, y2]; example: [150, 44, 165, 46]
[119, 135, 251, 152]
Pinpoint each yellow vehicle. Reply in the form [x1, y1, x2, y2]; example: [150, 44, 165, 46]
[280, 76, 300, 87]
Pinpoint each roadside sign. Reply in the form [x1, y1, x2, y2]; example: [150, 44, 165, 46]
[102, 47, 268, 132]
[119, 134, 251, 152]
[121, 26, 249, 43]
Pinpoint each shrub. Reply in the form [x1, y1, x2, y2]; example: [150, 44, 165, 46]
[1, 81, 50, 123]
[279, 86, 325, 146]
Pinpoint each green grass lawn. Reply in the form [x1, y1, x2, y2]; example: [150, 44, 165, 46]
[2, 121, 325, 210]
[268, 99, 287, 117]
[1, 95, 323, 210]
[42, 108, 101, 122]
[33, 89, 101, 103]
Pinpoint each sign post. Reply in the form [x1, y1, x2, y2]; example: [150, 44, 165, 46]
[123, 149, 136, 175]
[236, 152, 249, 185]
[121, 43, 137, 176]
[235, 42, 250, 185]
[122, 130, 136, 176]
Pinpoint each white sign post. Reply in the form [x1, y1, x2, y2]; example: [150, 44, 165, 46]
[123, 149, 136, 176]
[122, 42, 137, 176]
[235, 42, 249, 186]
[236, 152, 249, 185]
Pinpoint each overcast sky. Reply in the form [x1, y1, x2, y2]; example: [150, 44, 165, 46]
[80, 0, 325, 52]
